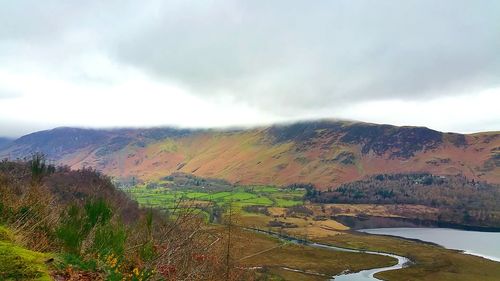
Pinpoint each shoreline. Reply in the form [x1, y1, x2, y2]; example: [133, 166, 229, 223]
[359, 228, 500, 263]
[334, 215, 500, 232]
[247, 227, 410, 281]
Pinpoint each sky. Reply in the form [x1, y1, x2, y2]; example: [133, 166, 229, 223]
[0, 0, 499, 138]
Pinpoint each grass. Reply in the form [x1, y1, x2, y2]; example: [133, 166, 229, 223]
[200, 191, 232, 200]
[263, 267, 325, 281]
[184, 192, 211, 199]
[231, 208, 500, 281]
[0, 225, 14, 241]
[237, 216, 500, 280]
[231, 227, 395, 280]
[274, 198, 302, 207]
[0, 226, 52, 281]
[317, 232, 500, 281]
[252, 186, 279, 193]
[126, 185, 305, 211]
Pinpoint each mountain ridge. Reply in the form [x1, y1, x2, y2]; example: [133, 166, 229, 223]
[1, 120, 498, 188]
[0, 137, 12, 150]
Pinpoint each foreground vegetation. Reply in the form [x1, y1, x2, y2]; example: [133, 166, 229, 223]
[0, 225, 52, 281]
[0, 156, 252, 280]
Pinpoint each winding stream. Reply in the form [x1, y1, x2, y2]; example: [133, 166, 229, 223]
[311, 242, 409, 281]
[249, 228, 410, 280]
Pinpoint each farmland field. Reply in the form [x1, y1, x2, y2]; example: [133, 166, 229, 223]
[125, 184, 305, 212]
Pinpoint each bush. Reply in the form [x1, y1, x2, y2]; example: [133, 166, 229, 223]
[56, 205, 85, 254]
[84, 198, 112, 228]
[242, 205, 270, 216]
[91, 223, 126, 257]
[57, 198, 122, 256]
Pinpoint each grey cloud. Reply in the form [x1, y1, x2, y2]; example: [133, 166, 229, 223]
[0, 120, 53, 138]
[109, 0, 500, 114]
[1, 0, 499, 116]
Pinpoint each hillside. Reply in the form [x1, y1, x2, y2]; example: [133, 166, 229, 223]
[0, 158, 248, 280]
[1, 121, 499, 188]
[0, 137, 12, 150]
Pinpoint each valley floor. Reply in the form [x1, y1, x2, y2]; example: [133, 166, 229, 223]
[234, 214, 500, 281]
[127, 185, 500, 280]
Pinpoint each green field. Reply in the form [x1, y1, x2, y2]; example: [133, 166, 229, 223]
[125, 184, 305, 212]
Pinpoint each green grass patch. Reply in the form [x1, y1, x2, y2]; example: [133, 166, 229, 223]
[0, 226, 52, 281]
[250, 186, 279, 193]
[183, 192, 210, 199]
[274, 198, 302, 207]
[126, 183, 305, 215]
[202, 191, 232, 200]
[0, 225, 14, 242]
[240, 197, 274, 205]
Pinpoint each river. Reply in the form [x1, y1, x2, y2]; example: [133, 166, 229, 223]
[249, 228, 410, 281]
[321, 243, 409, 281]
[252, 226, 500, 280]
[359, 227, 500, 262]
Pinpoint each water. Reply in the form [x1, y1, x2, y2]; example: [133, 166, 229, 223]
[360, 227, 500, 262]
[323, 244, 409, 281]
[252, 227, 500, 280]
[248, 228, 409, 281]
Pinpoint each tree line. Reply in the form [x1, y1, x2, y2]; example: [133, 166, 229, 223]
[304, 173, 500, 227]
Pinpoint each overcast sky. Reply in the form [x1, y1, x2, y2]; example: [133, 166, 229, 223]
[0, 0, 499, 138]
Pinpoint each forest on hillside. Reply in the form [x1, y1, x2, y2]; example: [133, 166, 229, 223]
[305, 173, 500, 228]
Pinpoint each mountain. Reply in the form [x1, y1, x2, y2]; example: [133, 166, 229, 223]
[0, 137, 12, 150]
[1, 121, 498, 188]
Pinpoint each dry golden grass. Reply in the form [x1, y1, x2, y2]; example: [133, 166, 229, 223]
[230, 227, 394, 280]
[268, 207, 287, 217]
[323, 203, 438, 218]
[236, 209, 500, 281]
[265, 267, 326, 281]
[238, 213, 348, 239]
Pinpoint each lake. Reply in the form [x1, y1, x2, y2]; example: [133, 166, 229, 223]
[360, 227, 500, 262]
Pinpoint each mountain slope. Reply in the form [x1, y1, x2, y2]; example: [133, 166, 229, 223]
[1, 121, 498, 188]
[0, 137, 12, 150]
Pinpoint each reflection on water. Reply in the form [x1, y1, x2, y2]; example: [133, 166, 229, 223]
[360, 227, 500, 262]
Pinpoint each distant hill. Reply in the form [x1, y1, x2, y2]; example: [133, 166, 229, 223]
[1, 121, 498, 188]
[0, 137, 12, 150]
